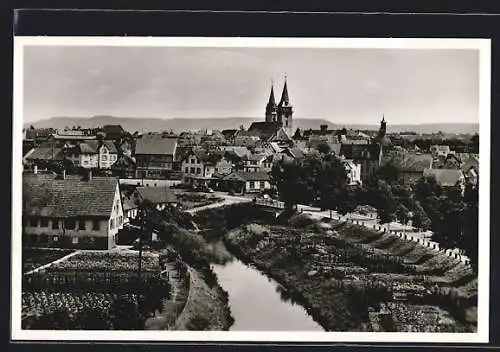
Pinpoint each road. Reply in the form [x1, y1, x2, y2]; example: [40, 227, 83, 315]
[186, 193, 253, 214]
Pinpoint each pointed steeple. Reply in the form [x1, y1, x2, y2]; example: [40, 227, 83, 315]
[381, 114, 385, 123]
[267, 80, 276, 106]
[279, 75, 290, 106]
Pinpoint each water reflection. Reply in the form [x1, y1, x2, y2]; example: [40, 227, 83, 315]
[212, 257, 324, 331]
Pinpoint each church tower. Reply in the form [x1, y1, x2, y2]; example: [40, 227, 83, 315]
[265, 81, 278, 123]
[379, 114, 387, 138]
[277, 76, 293, 135]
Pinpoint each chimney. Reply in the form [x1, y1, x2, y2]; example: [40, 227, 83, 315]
[320, 124, 328, 133]
[33, 164, 38, 174]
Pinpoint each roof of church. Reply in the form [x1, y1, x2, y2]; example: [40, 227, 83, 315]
[279, 79, 290, 106]
[248, 122, 281, 141]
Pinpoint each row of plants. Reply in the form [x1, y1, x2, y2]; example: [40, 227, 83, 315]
[22, 292, 167, 330]
[47, 251, 160, 273]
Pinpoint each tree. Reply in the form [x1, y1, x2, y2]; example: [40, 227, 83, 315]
[372, 163, 401, 185]
[461, 183, 478, 272]
[109, 297, 144, 330]
[369, 180, 397, 225]
[411, 202, 432, 231]
[395, 203, 410, 225]
[317, 141, 331, 154]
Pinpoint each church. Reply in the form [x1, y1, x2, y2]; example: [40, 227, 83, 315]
[246, 77, 294, 143]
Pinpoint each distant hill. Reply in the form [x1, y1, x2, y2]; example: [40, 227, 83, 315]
[25, 115, 479, 135]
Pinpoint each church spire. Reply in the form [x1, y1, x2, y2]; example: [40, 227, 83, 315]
[279, 75, 290, 106]
[268, 80, 276, 106]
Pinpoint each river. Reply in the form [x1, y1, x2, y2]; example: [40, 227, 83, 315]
[212, 257, 324, 331]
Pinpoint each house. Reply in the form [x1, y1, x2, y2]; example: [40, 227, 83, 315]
[219, 146, 252, 159]
[233, 130, 261, 147]
[461, 155, 479, 185]
[430, 145, 451, 158]
[341, 159, 362, 186]
[339, 143, 383, 182]
[22, 172, 124, 249]
[23, 144, 65, 170]
[222, 171, 272, 195]
[121, 195, 139, 223]
[134, 136, 178, 179]
[102, 125, 125, 140]
[132, 186, 178, 211]
[110, 154, 136, 178]
[49, 130, 97, 146]
[244, 153, 267, 172]
[181, 150, 234, 187]
[384, 152, 434, 185]
[65, 140, 118, 169]
[423, 168, 465, 189]
[221, 129, 238, 143]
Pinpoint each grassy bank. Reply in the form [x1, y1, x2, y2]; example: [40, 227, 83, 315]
[223, 212, 477, 333]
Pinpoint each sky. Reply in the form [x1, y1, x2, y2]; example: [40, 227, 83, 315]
[22, 45, 480, 125]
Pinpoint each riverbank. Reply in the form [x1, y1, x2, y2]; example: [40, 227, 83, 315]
[223, 214, 477, 332]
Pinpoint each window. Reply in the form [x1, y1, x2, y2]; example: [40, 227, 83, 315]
[53, 236, 59, 242]
[78, 220, 85, 230]
[249, 181, 255, 189]
[191, 158, 196, 164]
[185, 167, 189, 173]
[65, 219, 76, 230]
[29, 218, 38, 227]
[40, 218, 49, 227]
[89, 237, 95, 244]
[102, 155, 108, 161]
[72, 237, 79, 245]
[92, 220, 100, 231]
[196, 168, 201, 174]
[260, 181, 266, 189]
[83, 160, 89, 165]
[52, 219, 59, 229]
[190, 167, 195, 173]
[110, 219, 115, 230]
[74, 160, 80, 165]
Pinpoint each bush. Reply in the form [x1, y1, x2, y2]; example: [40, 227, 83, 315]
[288, 214, 315, 229]
[186, 315, 211, 331]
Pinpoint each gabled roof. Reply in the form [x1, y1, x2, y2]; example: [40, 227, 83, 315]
[423, 169, 464, 187]
[23, 174, 119, 218]
[385, 152, 433, 172]
[269, 128, 292, 142]
[221, 129, 238, 140]
[25, 146, 65, 161]
[111, 154, 136, 170]
[340, 143, 381, 161]
[247, 153, 267, 162]
[135, 136, 177, 156]
[219, 146, 251, 158]
[248, 122, 281, 141]
[223, 171, 271, 182]
[136, 186, 177, 204]
[102, 125, 124, 135]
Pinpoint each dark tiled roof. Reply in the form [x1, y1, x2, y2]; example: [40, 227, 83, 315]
[386, 153, 433, 172]
[340, 143, 381, 161]
[423, 169, 464, 187]
[224, 171, 271, 182]
[219, 146, 251, 158]
[135, 136, 177, 156]
[25, 146, 64, 161]
[221, 129, 238, 140]
[247, 153, 267, 162]
[111, 154, 136, 169]
[248, 122, 280, 141]
[102, 125, 124, 135]
[136, 186, 177, 204]
[23, 174, 119, 218]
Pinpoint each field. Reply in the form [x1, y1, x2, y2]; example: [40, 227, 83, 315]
[22, 250, 170, 330]
[225, 214, 477, 332]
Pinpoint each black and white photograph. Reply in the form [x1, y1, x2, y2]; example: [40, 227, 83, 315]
[11, 37, 490, 343]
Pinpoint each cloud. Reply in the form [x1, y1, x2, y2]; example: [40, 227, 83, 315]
[87, 68, 102, 76]
[364, 80, 382, 95]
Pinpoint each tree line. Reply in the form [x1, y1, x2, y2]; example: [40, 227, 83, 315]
[270, 151, 478, 272]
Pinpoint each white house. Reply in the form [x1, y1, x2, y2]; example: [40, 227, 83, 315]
[66, 140, 118, 169]
[222, 171, 272, 195]
[341, 159, 362, 186]
[244, 153, 267, 172]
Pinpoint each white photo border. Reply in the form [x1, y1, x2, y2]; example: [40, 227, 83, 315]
[12, 36, 491, 343]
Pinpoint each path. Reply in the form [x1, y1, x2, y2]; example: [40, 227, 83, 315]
[186, 194, 253, 214]
[24, 250, 81, 275]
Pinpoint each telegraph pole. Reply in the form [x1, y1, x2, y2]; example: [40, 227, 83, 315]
[138, 207, 144, 282]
